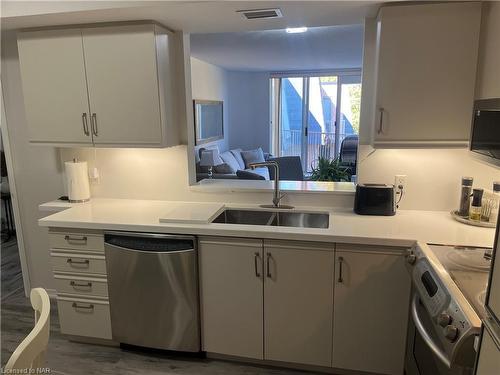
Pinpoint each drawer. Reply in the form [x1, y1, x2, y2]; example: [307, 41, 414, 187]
[51, 251, 106, 275]
[57, 295, 112, 340]
[49, 229, 104, 252]
[54, 273, 108, 298]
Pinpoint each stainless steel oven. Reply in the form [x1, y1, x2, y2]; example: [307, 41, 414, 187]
[405, 244, 484, 375]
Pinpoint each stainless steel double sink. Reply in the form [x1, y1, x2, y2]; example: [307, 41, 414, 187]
[212, 209, 329, 229]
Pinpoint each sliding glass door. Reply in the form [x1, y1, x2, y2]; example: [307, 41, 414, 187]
[271, 74, 361, 172]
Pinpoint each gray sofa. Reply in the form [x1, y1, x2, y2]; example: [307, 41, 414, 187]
[196, 148, 271, 181]
[196, 148, 305, 182]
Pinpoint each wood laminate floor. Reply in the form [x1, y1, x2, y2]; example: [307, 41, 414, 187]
[1, 287, 316, 374]
[1, 237, 24, 300]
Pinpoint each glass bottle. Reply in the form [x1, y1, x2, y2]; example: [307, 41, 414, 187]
[469, 188, 484, 222]
[458, 177, 473, 217]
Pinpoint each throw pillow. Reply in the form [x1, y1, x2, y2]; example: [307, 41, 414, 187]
[219, 151, 240, 173]
[241, 147, 265, 169]
[230, 149, 246, 170]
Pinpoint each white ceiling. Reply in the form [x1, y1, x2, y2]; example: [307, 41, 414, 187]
[1, 1, 382, 32]
[191, 24, 364, 72]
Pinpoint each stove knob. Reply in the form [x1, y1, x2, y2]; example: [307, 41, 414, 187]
[444, 325, 459, 342]
[437, 313, 452, 327]
[407, 254, 417, 265]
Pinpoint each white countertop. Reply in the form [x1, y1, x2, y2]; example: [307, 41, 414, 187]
[38, 198, 496, 249]
[191, 179, 356, 194]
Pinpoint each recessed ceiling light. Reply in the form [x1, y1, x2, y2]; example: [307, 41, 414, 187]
[286, 27, 308, 34]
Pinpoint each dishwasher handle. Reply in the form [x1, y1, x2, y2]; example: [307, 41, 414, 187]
[105, 242, 195, 254]
[104, 232, 196, 253]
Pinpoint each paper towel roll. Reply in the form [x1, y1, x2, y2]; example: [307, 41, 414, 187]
[65, 160, 90, 202]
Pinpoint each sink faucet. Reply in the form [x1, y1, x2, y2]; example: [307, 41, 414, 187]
[249, 161, 294, 209]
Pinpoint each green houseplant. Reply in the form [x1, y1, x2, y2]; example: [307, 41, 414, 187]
[310, 157, 351, 182]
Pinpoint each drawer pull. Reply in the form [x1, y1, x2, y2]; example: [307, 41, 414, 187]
[338, 256, 344, 283]
[64, 235, 88, 244]
[266, 252, 272, 279]
[254, 252, 261, 278]
[72, 302, 94, 310]
[67, 258, 90, 266]
[70, 281, 92, 288]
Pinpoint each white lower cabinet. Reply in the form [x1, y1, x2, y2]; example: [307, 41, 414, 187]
[199, 237, 264, 359]
[264, 240, 334, 367]
[49, 228, 112, 341]
[57, 295, 112, 340]
[332, 245, 411, 375]
[199, 237, 334, 367]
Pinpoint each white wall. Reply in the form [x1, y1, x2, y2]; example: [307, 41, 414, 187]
[58, 146, 353, 209]
[1, 31, 65, 291]
[190, 58, 271, 154]
[191, 57, 229, 156]
[226, 70, 270, 152]
[358, 146, 500, 211]
[475, 1, 500, 99]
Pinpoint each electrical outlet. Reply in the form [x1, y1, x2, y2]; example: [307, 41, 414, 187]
[89, 167, 100, 185]
[395, 175, 407, 190]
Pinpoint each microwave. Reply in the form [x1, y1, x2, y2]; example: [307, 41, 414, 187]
[470, 98, 500, 162]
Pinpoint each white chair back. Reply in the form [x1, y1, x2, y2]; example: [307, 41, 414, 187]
[4, 288, 50, 371]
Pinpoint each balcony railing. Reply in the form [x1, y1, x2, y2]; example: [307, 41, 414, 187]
[280, 129, 349, 171]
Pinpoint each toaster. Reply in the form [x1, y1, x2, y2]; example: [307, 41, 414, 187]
[354, 184, 396, 216]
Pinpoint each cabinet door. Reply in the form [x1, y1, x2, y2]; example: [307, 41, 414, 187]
[198, 237, 264, 359]
[17, 29, 92, 145]
[374, 2, 481, 144]
[332, 246, 410, 375]
[82, 24, 163, 146]
[475, 322, 500, 375]
[264, 240, 334, 367]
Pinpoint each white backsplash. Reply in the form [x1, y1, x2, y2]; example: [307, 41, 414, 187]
[58, 146, 353, 209]
[59, 145, 500, 212]
[358, 146, 500, 211]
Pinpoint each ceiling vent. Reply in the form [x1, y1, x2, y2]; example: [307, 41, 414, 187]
[237, 8, 283, 20]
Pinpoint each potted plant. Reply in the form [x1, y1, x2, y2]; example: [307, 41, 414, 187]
[310, 157, 351, 182]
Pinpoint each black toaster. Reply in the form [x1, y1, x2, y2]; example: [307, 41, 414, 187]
[354, 184, 396, 216]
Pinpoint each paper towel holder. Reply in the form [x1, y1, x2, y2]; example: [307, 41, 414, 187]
[65, 158, 91, 203]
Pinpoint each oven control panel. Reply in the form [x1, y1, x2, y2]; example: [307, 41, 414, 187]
[412, 258, 449, 317]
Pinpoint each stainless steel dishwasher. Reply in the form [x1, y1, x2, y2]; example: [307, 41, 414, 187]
[104, 231, 200, 352]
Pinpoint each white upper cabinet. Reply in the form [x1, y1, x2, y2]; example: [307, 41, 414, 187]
[17, 23, 180, 147]
[371, 2, 481, 146]
[17, 29, 92, 145]
[82, 25, 162, 146]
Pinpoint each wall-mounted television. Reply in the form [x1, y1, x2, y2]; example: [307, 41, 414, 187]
[470, 98, 500, 164]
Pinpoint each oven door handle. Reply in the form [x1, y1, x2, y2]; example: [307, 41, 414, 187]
[411, 293, 452, 369]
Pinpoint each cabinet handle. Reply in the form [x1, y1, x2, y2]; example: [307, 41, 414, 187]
[377, 107, 385, 134]
[338, 256, 344, 283]
[82, 113, 90, 136]
[64, 235, 87, 244]
[66, 258, 90, 266]
[266, 252, 272, 279]
[72, 302, 94, 310]
[70, 281, 92, 288]
[91, 113, 98, 136]
[254, 252, 261, 277]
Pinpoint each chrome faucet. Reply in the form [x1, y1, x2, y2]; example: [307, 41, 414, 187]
[249, 161, 294, 209]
